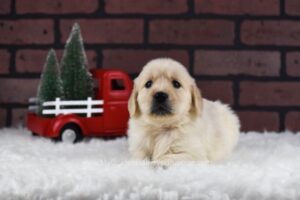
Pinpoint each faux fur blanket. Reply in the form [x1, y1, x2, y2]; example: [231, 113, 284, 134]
[0, 128, 299, 200]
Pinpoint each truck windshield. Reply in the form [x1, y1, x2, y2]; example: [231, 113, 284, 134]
[93, 79, 99, 89]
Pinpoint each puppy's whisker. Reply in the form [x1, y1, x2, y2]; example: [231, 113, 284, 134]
[151, 101, 173, 116]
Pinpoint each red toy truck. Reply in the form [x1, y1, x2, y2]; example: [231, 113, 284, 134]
[27, 69, 133, 143]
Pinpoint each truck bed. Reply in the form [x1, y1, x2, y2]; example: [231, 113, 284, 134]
[27, 112, 55, 138]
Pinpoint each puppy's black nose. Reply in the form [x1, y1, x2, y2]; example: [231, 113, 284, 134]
[154, 91, 168, 103]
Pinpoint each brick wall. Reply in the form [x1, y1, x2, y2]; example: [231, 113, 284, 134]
[1, 0, 300, 132]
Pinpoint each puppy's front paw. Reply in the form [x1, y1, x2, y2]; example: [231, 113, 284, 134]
[130, 150, 149, 161]
[151, 159, 175, 170]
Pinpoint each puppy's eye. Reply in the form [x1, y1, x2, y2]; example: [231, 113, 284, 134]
[145, 80, 153, 88]
[172, 80, 181, 88]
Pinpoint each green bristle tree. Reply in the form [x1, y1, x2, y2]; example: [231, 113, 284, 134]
[37, 49, 63, 115]
[61, 23, 93, 100]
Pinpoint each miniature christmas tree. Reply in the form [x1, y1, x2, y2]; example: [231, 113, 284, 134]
[37, 49, 63, 115]
[61, 23, 93, 100]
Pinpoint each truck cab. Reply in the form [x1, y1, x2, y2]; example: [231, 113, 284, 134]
[27, 69, 133, 143]
[91, 69, 133, 132]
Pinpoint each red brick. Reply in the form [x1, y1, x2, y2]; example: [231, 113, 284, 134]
[194, 50, 280, 76]
[0, 109, 7, 127]
[196, 81, 233, 105]
[286, 52, 300, 77]
[285, 0, 300, 16]
[0, 50, 10, 74]
[16, 49, 97, 73]
[106, 0, 187, 14]
[238, 111, 279, 132]
[60, 19, 143, 44]
[241, 20, 300, 46]
[240, 82, 300, 106]
[0, 0, 11, 14]
[0, 20, 54, 45]
[0, 79, 39, 104]
[195, 0, 279, 15]
[285, 112, 300, 131]
[16, 0, 98, 14]
[149, 20, 234, 45]
[11, 108, 27, 127]
[102, 49, 189, 74]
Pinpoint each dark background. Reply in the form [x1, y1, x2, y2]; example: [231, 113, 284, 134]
[1, 0, 300, 132]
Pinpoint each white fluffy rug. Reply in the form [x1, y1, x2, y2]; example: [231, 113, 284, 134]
[0, 128, 299, 200]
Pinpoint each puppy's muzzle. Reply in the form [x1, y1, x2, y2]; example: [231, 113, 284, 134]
[151, 91, 172, 116]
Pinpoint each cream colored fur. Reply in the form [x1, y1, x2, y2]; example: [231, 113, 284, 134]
[127, 58, 240, 165]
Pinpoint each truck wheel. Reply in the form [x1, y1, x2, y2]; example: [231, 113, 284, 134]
[60, 124, 83, 143]
[32, 132, 39, 137]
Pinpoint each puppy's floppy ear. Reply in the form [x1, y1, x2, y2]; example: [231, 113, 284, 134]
[189, 83, 202, 117]
[128, 84, 140, 118]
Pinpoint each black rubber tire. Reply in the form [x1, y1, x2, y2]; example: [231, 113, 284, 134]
[31, 132, 39, 137]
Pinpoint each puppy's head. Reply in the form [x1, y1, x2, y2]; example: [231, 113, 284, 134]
[128, 58, 202, 125]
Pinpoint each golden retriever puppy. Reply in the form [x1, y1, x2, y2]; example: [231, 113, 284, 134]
[127, 58, 240, 165]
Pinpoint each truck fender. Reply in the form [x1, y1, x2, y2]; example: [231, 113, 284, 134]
[48, 114, 88, 138]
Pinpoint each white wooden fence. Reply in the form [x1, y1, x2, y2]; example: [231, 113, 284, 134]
[28, 97, 104, 118]
[28, 97, 38, 111]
